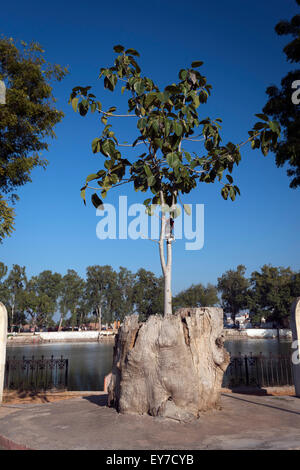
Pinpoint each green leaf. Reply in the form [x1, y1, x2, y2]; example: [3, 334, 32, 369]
[134, 81, 145, 95]
[268, 120, 280, 136]
[166, 152, 180, 169]
[113, 45, 125, 53]
[255, 113, 269, 122]
[92, 138, 101, 153]
[86, 173, 99, 183]
[191, 61, 204, 68]
[80, 188, 86, 205]
[125, 48, 140, 57]
[71, 97, 79, 112]
[102, 139, 116, 157]
[226, 174, 233, 184]
[144, 165, 153, 178]
[173, 121, 183, 137]
[91, 193, 104, 210]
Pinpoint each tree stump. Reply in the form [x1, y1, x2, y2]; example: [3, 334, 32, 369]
[108, 308, 230, 422]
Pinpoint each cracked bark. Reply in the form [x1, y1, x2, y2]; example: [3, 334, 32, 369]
[108, 308, 230, 422]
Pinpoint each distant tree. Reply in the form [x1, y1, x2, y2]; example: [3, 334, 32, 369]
[133, 268, 164, 321]
[217, 265, 250, 324]
[115, 267, 135, 321]
[33, 270, 62, 309]
[262, 1, 300, 188]
[249, 265, 296, 326]
[4, 264, 27, 331]
[0, 37, 68, 241]
[22, 278, 54, 332]
[0, 261, 8, 301]
[173, 283, 218, 310]
[85, 265, 118, 327]
[290, 271, 300, 298]
[59, 270, 85, 330]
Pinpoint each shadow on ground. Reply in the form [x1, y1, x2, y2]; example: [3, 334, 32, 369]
[82, 394, 108, 406]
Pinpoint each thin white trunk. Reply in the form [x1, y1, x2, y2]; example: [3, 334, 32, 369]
[159, 191, 173, 316]
[164, 240, 172, 315]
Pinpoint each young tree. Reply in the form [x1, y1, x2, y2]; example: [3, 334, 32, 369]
[262, 0, 300, 188]
[173, 283, 218, 310]
[217, 265, 250, 324]
[70, 46, 280, 317]
[0, 37, 68, 241]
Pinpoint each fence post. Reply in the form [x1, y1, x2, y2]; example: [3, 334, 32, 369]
[244, 355, 249, 386]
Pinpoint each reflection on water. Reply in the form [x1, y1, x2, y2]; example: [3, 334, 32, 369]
[225, 338, 292, 357]
[6, 338, 292, 391]
[6, 342, 114, 391]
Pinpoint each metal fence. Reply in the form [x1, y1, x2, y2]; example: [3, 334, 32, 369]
[4, 355, 69, 392]
[223, 353, 294, 388]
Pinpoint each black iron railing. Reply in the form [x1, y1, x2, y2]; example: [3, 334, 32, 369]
[4, 355, 69, 391]
[223, 353, 294, 388]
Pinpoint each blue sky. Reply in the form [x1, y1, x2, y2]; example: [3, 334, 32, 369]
[1, 0, 299, 294]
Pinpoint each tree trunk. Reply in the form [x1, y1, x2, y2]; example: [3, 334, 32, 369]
[108, 308, 230, 422]
[96, 305, 102, 331]
[159, 192, 173, 316]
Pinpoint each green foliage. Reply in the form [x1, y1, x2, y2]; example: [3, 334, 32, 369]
[248, 265, 297, 326]
[0, 37, 68, 241]
[173, 283, 218, 309]
[59, 269, 85, 329]
[262, 3, 300, 188]
[217, 265, 250, 323]
[133, 268, 164, 321]
[70, 45, 280, 209]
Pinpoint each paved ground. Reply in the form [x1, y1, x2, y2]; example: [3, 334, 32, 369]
[0, 393, 299, 450]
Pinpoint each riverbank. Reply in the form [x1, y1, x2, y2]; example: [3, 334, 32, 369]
[6, 331, 116, 346]
[224, 328, 292, 339]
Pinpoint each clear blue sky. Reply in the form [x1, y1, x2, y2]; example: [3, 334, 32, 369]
[1, 0, 299, 294]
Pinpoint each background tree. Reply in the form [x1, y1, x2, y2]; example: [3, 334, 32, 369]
[217, 264, 250, 324]
[133, 268, 164, 321]
[4, 264, 27, 331]
[173, 283, 218, 310]
[0, 37, 68, 241]
[0, 261, 8, 302]
[59, 269, 85, 330]
[249, 265, 296, 327]
[84, 265, 118, 328]
[262, 1, 300, 188]
[114, 266, 135, 321]
[70, 45, 280, 316]
[22, 277, 54, 332]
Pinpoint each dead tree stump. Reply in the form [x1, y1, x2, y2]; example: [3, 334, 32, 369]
[108, 308, 230, 421]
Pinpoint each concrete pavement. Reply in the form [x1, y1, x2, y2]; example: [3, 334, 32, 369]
[0, 392, 299, 450]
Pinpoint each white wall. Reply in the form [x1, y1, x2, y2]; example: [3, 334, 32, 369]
[38, 331, 114, 341]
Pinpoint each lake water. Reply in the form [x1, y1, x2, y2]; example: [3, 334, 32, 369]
[6, 338, 293, 391]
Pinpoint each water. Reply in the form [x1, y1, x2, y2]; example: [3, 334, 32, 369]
[6, 342, 114, 391]
[6, 338, 293, 391]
